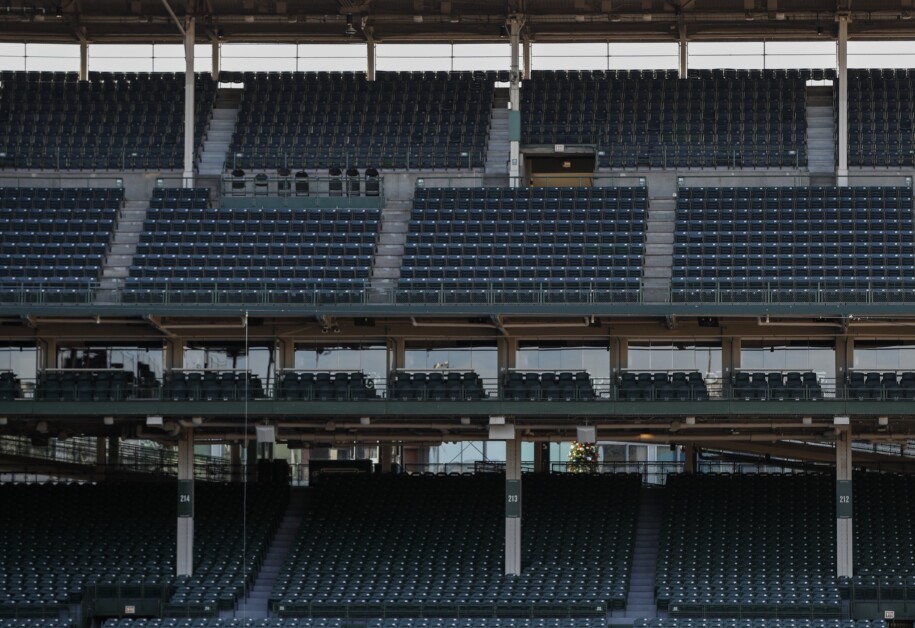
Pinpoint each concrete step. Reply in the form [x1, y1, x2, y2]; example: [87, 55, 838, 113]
[102, 268, 129, 278]
[646, 233, 673, 245]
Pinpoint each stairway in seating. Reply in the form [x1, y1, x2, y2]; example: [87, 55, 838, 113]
[94, 199, 148, 304]
[613, 486, 665, 625]
[641, 198, 675, 304]
[233, 488, 308, 619]
[485, 88, 511, 179]
[807, 85, 836, 186]
[198, 88, 242, 176]
[367, 200, 411, 301]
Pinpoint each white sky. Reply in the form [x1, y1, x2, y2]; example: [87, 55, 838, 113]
[1, 40, 915, 73]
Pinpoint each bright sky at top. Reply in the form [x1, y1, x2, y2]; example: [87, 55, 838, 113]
[1, 40, 915, 73]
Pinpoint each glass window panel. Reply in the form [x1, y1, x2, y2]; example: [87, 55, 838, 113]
[294, 343, 387, 386]
[0, 346, 37, 381]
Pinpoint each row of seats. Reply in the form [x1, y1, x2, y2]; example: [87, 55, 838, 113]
[847, 371, 915, 400]
[105, 621, 606, 628]
[618, 372, 709, 401]
[35, 370, 141, 401]
[502, 371, 596, 401]
[389, 371, 485, 401]
[162, 371, 265, 401]
[20, 369, 915, 402]
[276, 372, 378, 401]
[732, 372, 824, 401]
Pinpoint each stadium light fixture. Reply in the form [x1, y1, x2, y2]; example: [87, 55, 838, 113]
[345, 15, 358, 36]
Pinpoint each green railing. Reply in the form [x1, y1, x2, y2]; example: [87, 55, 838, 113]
[670, 282, 915, 304]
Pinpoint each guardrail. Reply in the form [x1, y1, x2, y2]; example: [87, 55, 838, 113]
[0, 435, 221, 468]
[671, 282, 915, 304]
[9, 371, 915, 402]
[7, 281, 915, 307]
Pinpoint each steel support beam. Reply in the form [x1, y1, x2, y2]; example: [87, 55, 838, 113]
[177, 426, 194, 577]
[505, 436, 522, 575]
[836, 15, 849, 186]
[835, 422, 853, 577]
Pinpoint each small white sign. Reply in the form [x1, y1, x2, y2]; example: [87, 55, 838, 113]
[884, 611, 895, 620]
[125, 606, 135, 615]
[555, 144, 565, 152]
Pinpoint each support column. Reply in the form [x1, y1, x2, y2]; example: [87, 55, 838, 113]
[279, 339, 296, 370]
[211, 39, 219, 80]
[96, 437, 107, 465]
[684, 444, 697, 473]
[367, 39, 376, 81]
[836, 337, 853, 396]
[721, 338, 738, 398]
[108, 436, 120, 466]
[508, 16, 523, 187]
[678, 27, 688, 79]
[183, 17, 196, 186]
[505, 436, 522, 575]
[79, 42, 88, 81]
[380, 446, 394, 473]
[177, 427, 195, 577]
[836, 15, 849, 186]
[229, 442, 241, 482]
[835, 421, 853, 577]
[534, 442, 550, 473]
[522, 36, 531, 80]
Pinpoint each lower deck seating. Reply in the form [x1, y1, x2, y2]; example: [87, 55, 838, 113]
[271, 474, 638, 618]
[0, 484, 287, 619]
[657, 474, 840, 618]
[502, 371, 596, 401]
[618, 371, 709, 400]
